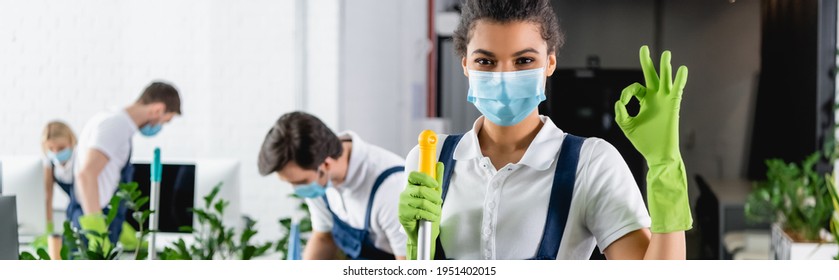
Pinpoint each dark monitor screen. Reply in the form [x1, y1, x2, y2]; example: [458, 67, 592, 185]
[129, 163, 195, 233]
[0, 195, 19, 260]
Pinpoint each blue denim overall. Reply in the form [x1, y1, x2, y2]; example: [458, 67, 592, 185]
[66, 150, 133, 245]
[322, 166, 404, 260]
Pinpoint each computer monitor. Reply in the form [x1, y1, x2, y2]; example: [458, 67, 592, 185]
[0, 195, 20, 260]
[195, 159, 241, 230]
[128, 163, 195, 233]
[126, 157, 241, 251]
[0, 156, 46, 236]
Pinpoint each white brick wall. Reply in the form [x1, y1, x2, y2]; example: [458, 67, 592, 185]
[0, 0, 343, 241]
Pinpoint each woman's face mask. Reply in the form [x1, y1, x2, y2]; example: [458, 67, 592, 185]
[467, 67, 547, 126]
[47, 147, 73, 163]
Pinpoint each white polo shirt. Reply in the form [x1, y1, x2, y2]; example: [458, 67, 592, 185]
[75, 109, 137, 209]
[306, 131, 408, 257]
[404, 115, 651, 260]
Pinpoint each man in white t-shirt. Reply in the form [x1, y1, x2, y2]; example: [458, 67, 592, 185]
[71, 82, 182, 251]
[258, 111, 407, 260]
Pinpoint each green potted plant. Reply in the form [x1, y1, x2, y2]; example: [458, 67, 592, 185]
[159, 183, 273, 260]
[745, 153, 838, 259]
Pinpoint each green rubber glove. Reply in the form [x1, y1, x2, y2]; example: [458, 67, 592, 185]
[119, 222, 140, 251]
[399, 162, 444, 260]
[32, 234, 48, 251]
[79, 214, 112, 253]
[614, 45, 693, 233]
[29, 222, 54, 251]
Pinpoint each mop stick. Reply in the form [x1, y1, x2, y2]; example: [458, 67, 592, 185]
[148, 148, 161, 260]
[417, 130, 438, 260]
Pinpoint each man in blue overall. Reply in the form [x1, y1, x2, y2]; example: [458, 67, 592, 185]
[72, 82, 181, 253]
[258, 111, 407, 259]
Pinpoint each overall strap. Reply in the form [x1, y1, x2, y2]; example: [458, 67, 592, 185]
[434, 134, 464, 260]
[438, 134, 463, 202]
[364, 166, 404, 229]
[532, 134, 585, 259]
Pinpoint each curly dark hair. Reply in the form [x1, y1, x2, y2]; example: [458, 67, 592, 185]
[452, 0, 564, 58]
[258, 111, 343, 176]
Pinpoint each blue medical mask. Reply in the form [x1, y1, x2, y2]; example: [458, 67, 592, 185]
[293, 169, 331, 198]
[467, 67, 547, 126]
[139, 123, 163, 137]
[48, 147, 73, 163]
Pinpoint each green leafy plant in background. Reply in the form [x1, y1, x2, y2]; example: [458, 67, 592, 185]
[746, 153, 835, 242]
[18, 247, 52, 260]
[19, 182, 152, 260]
[63, 191, 126, 260]
[114, 182, 153, 260]
[159, 183, 273, 260]
[275, 194, 312, 259]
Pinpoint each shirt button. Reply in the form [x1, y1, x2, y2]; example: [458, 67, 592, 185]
[488, 201, 496, 208]
[483, 228, 491, 236]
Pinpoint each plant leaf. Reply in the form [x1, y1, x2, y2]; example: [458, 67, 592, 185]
[135, 196, 150, 210]
[36, 248, 51, 260]
[105, 196, 121, 225]
[204, 183, 222, 209]
[18, 252, 36, 260]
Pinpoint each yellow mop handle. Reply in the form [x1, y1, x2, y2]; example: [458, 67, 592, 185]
[418, 130, 438, 178]
[416, 130, 437, 261]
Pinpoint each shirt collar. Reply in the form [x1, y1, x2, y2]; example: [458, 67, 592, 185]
[336, 130, 368, 190]
[453, 115, 565, 171]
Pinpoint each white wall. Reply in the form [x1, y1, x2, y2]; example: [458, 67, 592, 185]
[0, 0, 338, 241]
[338, 0, 430, 157]
[305, 0, 341, 129]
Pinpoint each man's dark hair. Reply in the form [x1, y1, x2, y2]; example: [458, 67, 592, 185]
[453, 0, 564, 58]
[137, 81, 182, 115]
[258, 111, 343, 176]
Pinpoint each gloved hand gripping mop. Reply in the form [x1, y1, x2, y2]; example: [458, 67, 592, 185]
[399, 130, 444, 260]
